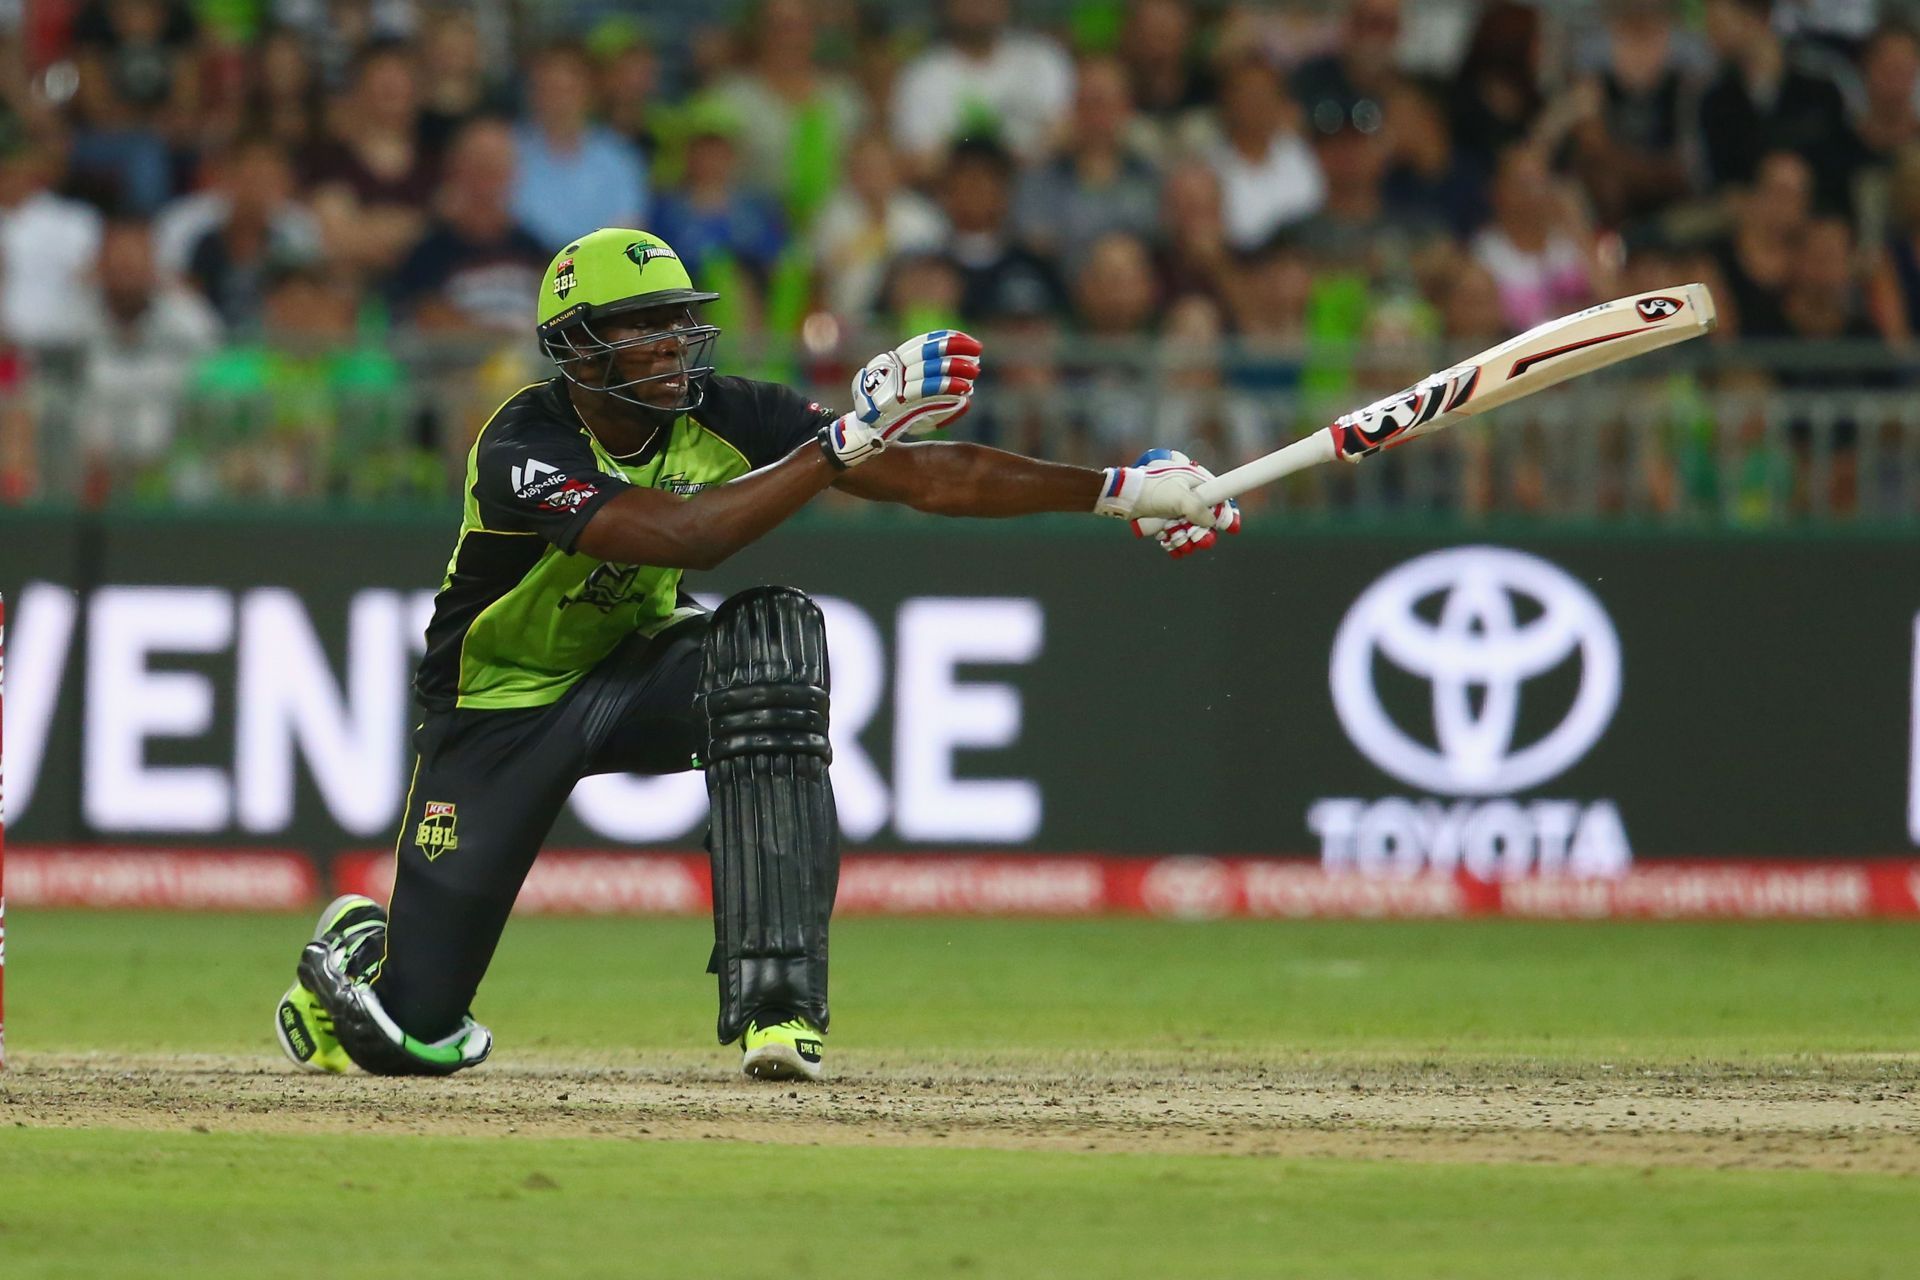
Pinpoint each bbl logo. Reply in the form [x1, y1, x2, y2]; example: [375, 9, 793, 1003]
[553, 257, 576, 299]
[415, 801, 460, 861]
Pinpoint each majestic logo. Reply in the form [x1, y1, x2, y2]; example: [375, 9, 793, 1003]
[1330, 547, 1622, 795]
[553, 257, 576, 299]
[415, 801, 459, 861]
[559, 562, 643, 612]
[510, 458, 559, 496]
[626, 242, 679, 269]
[1635, 296, 1682, 322]
[1329, 363, 1479, 459]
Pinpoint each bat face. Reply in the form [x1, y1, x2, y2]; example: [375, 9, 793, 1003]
[1330, 284, 1717, 462]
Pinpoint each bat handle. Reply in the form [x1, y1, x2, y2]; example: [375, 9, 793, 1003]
[1191, 430, 1339, 505]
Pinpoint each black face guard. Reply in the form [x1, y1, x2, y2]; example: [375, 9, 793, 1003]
[542, 306, 722, 413]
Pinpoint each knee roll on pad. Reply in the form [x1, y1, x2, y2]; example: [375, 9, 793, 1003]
[297, 940, 492, 1077]
[700, 585, 840, 1044]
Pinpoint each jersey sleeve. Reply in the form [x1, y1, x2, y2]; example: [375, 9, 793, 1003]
[471, 424, 630, 553]
[737, 379, 840, 469]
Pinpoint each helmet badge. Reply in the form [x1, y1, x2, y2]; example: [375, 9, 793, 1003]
[625, 242, 679, 269]
[553, 256, 576, 299]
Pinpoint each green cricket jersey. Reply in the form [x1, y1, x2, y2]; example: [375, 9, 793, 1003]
[415, 375, 835, 711]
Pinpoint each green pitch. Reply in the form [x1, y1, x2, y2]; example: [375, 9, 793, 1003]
[3, 910, 1918, 1278]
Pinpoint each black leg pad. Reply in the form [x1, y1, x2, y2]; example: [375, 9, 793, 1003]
[700, 586, 840, 1044]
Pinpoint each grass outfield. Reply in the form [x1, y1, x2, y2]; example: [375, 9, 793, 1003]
[3, 910, 1918, 1278]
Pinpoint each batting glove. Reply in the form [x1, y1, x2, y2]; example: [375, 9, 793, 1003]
[1095, 449, 1242, 555]
[821, 329, 981, 468]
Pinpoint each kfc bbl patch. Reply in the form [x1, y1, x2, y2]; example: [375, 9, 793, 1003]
[540, 478, 601, 511]
[626, 242, 679, 269]
[553, 257, 577, 299]
[415, 801, 459, 861]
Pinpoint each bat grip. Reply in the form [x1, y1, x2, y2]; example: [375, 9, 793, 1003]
[1191, 430, 1339, 505]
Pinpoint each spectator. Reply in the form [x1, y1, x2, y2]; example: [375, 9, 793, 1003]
[245, 26, 326, 157]
[1555, 0, 1694, 231]
[1777, 217, 1894, 513]
[880, 249, 967, 336]
[1439, 260, 1518, 516]
[1206, 53, 1325, 252]
[1117, 0, 1214, 160]
[185, 135, 325, 331]
[0, 137, 106, 349]
[648, 103, 787, 291]
[810, 133, 947, 324]
[1710, 149, 1814, 338]
[1872, 147, 1920, 336]
[1851, 23, 1920, 166]
[273, 0, 417, 89]
[1154, 158, 1235, 309]
[1380, 78, 1488, 240]
[1699, 0, 1856, 215]
[1155, 292, 1269, 469]
[186, 258, 413, 501]
[1847, 22, 1920, 244]
[512, 43, 648, 251]
[1291, 103, 1446, 294]
[67, 0, 200, 213]
[595, 26, 660, 163]
[1448, 1, 1545, 172]
[1438, 259, 1507, 350]
[1067, 231, 1160, 452]
[1291, 0, 1404, 138]
[710, 0, 866, 228]
[389, 118, 546, 333]
[74, 216, 222, 491]
[1469, 145, 1598, 331]
[936, 137, 1067, 325]
[1011, 55, 1161, 280]
[305, 39, 436, 274]
[416, 6, 502, 158]
[889, 0, 1075, 180]
[1224, 233, 1314, 344]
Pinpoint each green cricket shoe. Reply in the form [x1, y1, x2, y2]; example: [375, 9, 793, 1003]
[741, 1014, 826, 1082]
[274, 894, 387, 1073]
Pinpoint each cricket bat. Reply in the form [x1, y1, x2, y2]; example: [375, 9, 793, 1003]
[1190, 283, 1717, 506]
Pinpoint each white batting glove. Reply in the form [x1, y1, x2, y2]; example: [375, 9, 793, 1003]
[1106, 450, 1242, 557]
[821, 329, 981, 468]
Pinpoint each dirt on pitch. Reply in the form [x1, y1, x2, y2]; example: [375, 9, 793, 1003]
[5, 1051, 1918, 1174]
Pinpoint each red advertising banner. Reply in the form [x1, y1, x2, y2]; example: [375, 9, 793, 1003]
[8, 847, 1916, 920]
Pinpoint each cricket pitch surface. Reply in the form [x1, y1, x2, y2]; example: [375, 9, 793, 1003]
[7, 1051, 1917, 1175]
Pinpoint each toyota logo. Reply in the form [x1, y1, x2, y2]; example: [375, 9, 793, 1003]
[1330, 547, 1621, 795]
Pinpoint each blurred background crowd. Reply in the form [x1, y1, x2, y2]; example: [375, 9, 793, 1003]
[0, 0, 1916, 522]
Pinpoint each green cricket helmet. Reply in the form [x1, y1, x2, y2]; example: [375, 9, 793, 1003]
[535, 228, 721, 412]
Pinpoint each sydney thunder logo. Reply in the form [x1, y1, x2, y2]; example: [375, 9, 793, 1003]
[560, 562, 644, 612]
[626, 242, 679, 269]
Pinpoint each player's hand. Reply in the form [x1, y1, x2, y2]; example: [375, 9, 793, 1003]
[822, 330, 981, 467]
[1094, 449, 1242, 556]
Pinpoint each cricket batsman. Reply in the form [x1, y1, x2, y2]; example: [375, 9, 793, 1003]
[272, 228, 1240, 1081]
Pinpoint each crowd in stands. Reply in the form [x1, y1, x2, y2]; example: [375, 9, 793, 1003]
[0, 0, 1915, 519]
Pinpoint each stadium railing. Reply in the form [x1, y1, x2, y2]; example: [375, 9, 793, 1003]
[3, 333, 1914, 526]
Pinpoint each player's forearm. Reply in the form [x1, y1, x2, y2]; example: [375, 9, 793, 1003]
[576, 444, 838, 569]
[834, 441, 1103, 517]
